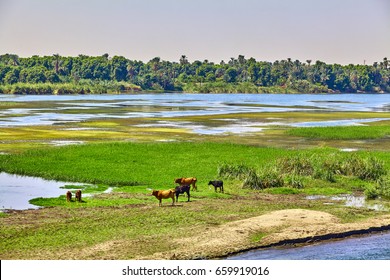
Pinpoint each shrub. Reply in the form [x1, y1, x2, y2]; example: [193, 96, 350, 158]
[285, 175, 305, 188]
[375, 176, 390, 198]
[357, 157, 387, 181]
[243, 169, 284, 190]
[313, 167, 336, 183]
[218, 163, 254, 180]
[242, 169, 263, 190]
[277, 155, 314, 176]
[258, 169, 284, 189]
[364, 185, 379, 200]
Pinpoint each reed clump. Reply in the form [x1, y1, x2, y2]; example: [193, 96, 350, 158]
[218, 153, 388, 196]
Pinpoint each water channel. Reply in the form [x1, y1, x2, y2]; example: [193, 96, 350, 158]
[227, 231, 390, 260]
[0, 172, 83, 210]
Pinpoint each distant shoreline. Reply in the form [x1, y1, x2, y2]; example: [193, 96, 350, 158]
[1, 54, 389, 94]
[0, 82, 388, 95]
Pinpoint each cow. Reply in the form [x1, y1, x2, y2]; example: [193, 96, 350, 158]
[151, 189, 175, 206]
[208, 180, 224, 193]
[174, 177, 197, 191]
[75, 190, 82, 202]
[66, 191, 72, 202]
[175, 185, 190, 203]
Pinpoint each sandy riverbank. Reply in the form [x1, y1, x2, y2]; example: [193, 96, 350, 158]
[139, 209, 390, 260]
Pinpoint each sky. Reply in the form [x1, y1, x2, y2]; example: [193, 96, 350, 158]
[0, 0, 389, 65]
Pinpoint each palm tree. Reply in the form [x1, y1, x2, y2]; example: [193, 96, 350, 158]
[179, 55, 188, 65]
[52, 53, 61, 74]
[8, 54, 19, 66]
[383, 57, 388, 69]
[238, 55, 246, 65]
[150, 57, 160, 72]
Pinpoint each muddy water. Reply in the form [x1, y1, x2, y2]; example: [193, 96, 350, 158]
[227, 231, 390, 260]
[0, 172, 82, 210]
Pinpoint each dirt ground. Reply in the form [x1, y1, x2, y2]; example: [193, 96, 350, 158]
[138, 209, 390, 260]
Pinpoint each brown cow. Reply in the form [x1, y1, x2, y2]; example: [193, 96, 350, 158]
[75, 190, 82, 202]
[66, 191, 72, 202]
[174, 177, 197, 191]
[151, 189, 175, 206]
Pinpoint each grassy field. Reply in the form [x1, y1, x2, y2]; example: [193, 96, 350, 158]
[287, 125, 390, 140]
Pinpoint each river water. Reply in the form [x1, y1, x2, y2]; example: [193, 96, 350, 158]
[0, 172, 83, 210]
[228, 232, 390, 260]
[0, 93, 389, 128]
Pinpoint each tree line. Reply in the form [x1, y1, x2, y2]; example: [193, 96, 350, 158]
[0, 53, 389, 94]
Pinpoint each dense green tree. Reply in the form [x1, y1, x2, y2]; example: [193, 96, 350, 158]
[111, 56, 128, 81]
[3, 67, 20, 84]
[0, 53, 389, 93]
[224, 67, 238, 83]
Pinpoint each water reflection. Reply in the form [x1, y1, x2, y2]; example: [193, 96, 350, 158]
[0, 93, 389, 128]
[227, 232, 390, 260]
[306, 194, 388, 211]
[0, 172, 83, 210]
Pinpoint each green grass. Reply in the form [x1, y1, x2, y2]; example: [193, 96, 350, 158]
[286, 125, 390, 140]
[0, 142, 292, 187]
[1, 142, 389, 189]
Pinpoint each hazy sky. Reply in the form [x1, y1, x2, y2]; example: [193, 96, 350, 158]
[0, 0, 389, 64]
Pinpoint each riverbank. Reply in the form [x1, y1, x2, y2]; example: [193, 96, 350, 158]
[2, 204, 390, 260]
[144, 209, 390, 260]
[0, 82, 387, 95]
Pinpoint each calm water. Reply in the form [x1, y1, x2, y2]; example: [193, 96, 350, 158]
[0, 93, 389, 127]
[0, 172, 82, 210]
[228, 232, 390, 260]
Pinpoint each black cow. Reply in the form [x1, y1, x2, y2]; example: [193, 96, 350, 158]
[208, 180, 224, 193]
[175, 185, 190, 202]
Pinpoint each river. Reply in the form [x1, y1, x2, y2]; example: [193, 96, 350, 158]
[0, 93, 389, 128]
[0, 172, 84, 210]
[228, 232, 390, 260]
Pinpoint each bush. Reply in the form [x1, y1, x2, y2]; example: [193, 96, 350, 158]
[218, 163, 254, 180]
[258, 169, 284, 189]
[357, 157, 387, 181]
[285, 175, 305, 188]
[366, 176, 390, 200]
[277, 155, 314, 176]
[313, 167, 336, 183]
[243, 169, 284, 190]
[364, 185, 379, 200]
[318, 154, 386, 181]
[242, 169, 263, 190]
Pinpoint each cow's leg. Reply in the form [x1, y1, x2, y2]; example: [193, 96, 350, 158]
[187, 191, 190, 202]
